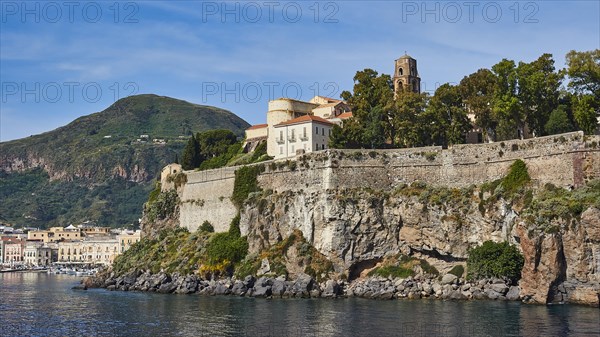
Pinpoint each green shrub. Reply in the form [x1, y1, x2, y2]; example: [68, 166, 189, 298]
[448, 265, 464, 278]
[368, 265, 414, 278]
[501, 159, 530, 197]
[466, 241, 524, 282]
[231, 165, 264, 207]
[420, 259, 439, 275]
[147, 182, 161, 205]
[199, 220, 214, 233]
[205, 232, 248, 265]
[145, 189, 179, 222]
[205, 214, 247, 265]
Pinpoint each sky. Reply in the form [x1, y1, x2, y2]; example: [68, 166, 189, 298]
[1, 0, 599, 141]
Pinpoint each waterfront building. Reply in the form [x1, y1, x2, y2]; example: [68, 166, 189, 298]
[23, 241, 53, 266]
[2, 238, 24, 265]
[116, 230, 142, 253]
[58, 237, 120, 265]
[27, 226, 81, 243]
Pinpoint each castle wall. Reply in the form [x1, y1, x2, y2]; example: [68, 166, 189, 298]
[177, 167, 237, 233]
[174, 131, 600, 233]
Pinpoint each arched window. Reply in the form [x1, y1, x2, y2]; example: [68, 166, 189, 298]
[399, 68, 403, 75]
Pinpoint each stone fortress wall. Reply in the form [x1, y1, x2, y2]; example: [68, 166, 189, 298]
[168, 131, 600, 232]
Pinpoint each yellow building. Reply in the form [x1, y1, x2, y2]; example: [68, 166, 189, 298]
[117, 230, 142, 253]
[80, 226, 111, 237]
[28, 226, 81, 243]
[58, 238, 119, 265]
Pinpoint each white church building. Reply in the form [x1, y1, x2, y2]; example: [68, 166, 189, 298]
[244, 96, 352, 159]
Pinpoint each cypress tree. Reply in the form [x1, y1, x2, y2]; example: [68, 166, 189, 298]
[181, 134, 198, 170]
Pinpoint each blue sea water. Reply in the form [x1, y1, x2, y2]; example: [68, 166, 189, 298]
[0, 273, 598, 337]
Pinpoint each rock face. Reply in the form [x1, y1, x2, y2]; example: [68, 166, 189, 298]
[241, 188, 510, 276]
[518, 208, 600, 305]
[240, 187, 600, 306]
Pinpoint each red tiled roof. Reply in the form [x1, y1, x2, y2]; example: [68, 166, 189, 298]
[314, 96, 342, 103]
[337, 112, 353, 119]
[274, 115, 334, 127]
[316, 102, 343, 108]
[246, 124, 268, 130]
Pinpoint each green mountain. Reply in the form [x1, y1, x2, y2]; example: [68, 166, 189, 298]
[0, 94, 250, 229]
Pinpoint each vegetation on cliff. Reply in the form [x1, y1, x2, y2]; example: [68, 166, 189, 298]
[112, 227, 205, 275]
[202, 215, 249, 276]
[367, 255, 439, 279]
[231, 165, 265, 208]
[180, 130, 270, 171]
[524, 179, 600, 232]
[467, 241, 524, 283]
[0, 94, 250, 228]
[112, 216, 249, 277]
[144, 187, 179, 223]
[235, 229, 334, 282]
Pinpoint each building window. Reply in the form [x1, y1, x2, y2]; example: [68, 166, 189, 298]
[291, 145, 295, 153]
[322, 128, 325, 136]
[315, 126, 319, 134]
[279, 130, 283, 140]
[399, 67, 403, 75]
[322, 144, 325, 150]
[279, 147, 283, 154]
[303, 127, 307, 138]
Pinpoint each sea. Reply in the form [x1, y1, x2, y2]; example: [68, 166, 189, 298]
[1, 273, 598, 337]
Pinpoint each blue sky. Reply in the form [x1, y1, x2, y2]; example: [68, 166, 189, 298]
[1, 0, 599, 141]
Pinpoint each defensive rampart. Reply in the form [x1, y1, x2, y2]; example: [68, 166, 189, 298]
[168, 131, 600, 232]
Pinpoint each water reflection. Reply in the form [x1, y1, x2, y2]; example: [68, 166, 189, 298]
[1, 273, 599, 337]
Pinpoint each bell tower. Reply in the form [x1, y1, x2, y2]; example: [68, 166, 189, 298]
[394, 53, 420, 94]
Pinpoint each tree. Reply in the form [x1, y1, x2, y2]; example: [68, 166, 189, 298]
[566, 49, 600, 99]
[339, 69, 395, 148]
[492, 59, 524, 140]
[517, 54, 562, 137]
[545, 105, 574, 135]
[573, 95, 599, 135]
[329, 120, 365, 149]
[181, 134, 201, 170]
[197, 129, 238, 158]
[392, 90, 428, 147]
[459, 69, 497, 142]
[424, 83, 470, 146]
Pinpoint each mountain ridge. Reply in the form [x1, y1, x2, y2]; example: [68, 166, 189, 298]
[0, 94, 250, 228]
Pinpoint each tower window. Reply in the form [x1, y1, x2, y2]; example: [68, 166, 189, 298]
[399, 68, 403, 75]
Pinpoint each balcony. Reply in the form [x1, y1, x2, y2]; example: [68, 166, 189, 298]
[288, 136, 296, 143]
[299, 134, 309, 141]
[275, 137, 285, 144]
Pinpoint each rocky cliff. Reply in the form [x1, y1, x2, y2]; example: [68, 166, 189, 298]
[141, 132, 600, 306]
[239, 181, 600, 306]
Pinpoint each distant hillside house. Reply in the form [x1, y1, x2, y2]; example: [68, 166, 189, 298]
[244, 96, 352, 159]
